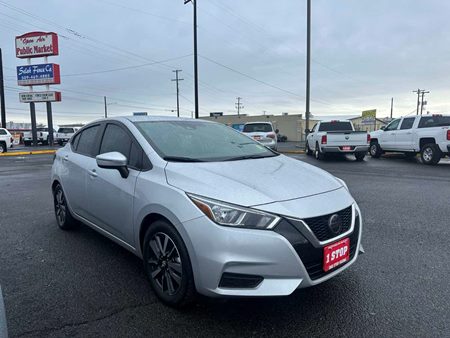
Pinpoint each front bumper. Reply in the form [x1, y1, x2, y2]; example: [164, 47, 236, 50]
[322, 145, 369, 153]
[183, 204, 362, 297]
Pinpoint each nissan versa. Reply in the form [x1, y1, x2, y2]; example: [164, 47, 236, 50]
[51, 116, 363, 306]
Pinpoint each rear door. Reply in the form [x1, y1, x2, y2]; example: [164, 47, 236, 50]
[84, 122, 143, 244]
[379, 118, 401, 149]
[62, 124, 103, 218]
[396, 117, 416, 150]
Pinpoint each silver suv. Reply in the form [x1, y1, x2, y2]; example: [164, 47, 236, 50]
[51, 116, 363, 307]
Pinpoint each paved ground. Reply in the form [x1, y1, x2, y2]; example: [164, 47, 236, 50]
[0, 153, 449, 337]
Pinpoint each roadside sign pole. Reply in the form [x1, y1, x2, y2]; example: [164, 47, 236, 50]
[46, 101, 54, 146]
[30, 102, 38, 147]
[0, 48, 6, 128]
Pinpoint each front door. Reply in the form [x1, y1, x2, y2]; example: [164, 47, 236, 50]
[380, 118, 401, 149]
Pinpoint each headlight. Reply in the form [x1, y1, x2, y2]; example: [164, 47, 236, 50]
[187, 194, 280, 229]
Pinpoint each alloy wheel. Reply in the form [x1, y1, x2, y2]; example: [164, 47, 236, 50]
[422, 147, 433, 162]
[370, 144, 377, 156]
[55, 188, 66, 225]
[147, 232, 183, 296]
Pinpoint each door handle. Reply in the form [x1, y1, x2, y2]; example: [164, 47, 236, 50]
[89, 169, 98, 178]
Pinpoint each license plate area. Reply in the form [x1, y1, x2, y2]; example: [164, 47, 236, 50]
[340, 146, 353, 151]
[323, 238, 350, 272]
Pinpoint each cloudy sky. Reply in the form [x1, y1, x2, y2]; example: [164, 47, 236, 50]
[1, 0, 450, 125]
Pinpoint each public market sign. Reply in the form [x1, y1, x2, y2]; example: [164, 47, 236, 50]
[19, 91, 62, 103]
[17, 63, 61, 86]
[15, 32, 59, 59]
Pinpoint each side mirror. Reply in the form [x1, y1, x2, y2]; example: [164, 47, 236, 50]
[96, 152, 129, 178]
[275, 129, 279, 134]
[380, 126, 386, 131]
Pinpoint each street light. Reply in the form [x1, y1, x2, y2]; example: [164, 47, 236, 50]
[184, 0, 199, 119]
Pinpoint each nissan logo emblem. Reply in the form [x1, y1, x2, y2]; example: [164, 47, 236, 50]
[328, 214, 342, 234]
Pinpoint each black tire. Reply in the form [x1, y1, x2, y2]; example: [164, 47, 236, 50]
[420, 143, 441, 165]
[305, 141, 313, 156]
[143, 220, 196, 307]
[369, 141, 382, 158]
[24, 141, 31, 146]
[53, 184, 79, 230]
[355, 152, 366, 161]
[0, 142, 7, 154]
[315, 143, 325, 160]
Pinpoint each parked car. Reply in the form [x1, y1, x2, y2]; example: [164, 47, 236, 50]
[51, 116, 363, 307]
[0, 128, 13, 153]
[305, 120, 370, 161]
[370, 114, 450, 165]
[55, 127, 81, 146]
[242, 122, 278, 150]
[23, 127, 57, 146]
[0, 286, 7, 338]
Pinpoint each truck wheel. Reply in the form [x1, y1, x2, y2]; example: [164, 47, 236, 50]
[420, 144, 441, 165]
[369, 141, 382, 158]
[53, 184, 79, 230]
[0, 142, 6, 153]
[305, 141, 313, 155]
[355, 152, 366, 161]
[315, 143, 325, 160]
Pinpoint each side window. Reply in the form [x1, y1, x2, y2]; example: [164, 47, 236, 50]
[100, 124, 132, 159]
[71, 132, 81, 150]
[400, 118, 415, 130]
[76, 125, 101, 157]
[385, 119, 400, 131]
[0, 129, 6, 135]
[129, 142, 143, 169]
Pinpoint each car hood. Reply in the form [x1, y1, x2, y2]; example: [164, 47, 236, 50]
[165, 155, 343, 206]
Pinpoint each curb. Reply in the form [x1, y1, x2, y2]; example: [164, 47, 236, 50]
[0, 150, 56, 157]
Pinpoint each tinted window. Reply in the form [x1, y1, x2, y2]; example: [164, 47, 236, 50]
[400, 118, 415, 130]
[318, 122, 353, 132]
[129, 142, 142, 169]
[58, 128, 74, 133]
[71, 132, 80, 150]
[76, 125, 101, 156]
[418, 116, 450, 128]
[100, 124, 132, 158]
[243, 123, 273, 133]
[385, 119, 400, 131]
[0, 129, 6, 135]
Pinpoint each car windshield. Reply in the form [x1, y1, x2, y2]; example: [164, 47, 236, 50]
[135, 120, 278, 162]
[242, 123, 273, 133]
[318, 122, 353, 132]
[58, 128, 74, 133]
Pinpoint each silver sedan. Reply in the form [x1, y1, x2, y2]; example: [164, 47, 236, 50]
[51, 116, 363, 307]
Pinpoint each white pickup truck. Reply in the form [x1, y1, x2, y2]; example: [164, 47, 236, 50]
[55, 127, 81, 145]
[0, 128, 13, 153]
[23, 127, 57, 146]
[370, 114, 450, 165]
[306, 120, 370, 161]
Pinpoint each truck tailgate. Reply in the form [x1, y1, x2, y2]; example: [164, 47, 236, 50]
[326, 131, 367, 146]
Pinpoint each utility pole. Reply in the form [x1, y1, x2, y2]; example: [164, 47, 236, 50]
[104, 96, 107, 118]
[390, 97, 393, 119]
[413, 89, 421, 115]
[0, 48, 6, 128]
[305, 0, 311, 133]
[420, 90, 430, 115]
[172, 70, 184, 117]
[184, 0, 199, 118]
[235, 97, 244, 117]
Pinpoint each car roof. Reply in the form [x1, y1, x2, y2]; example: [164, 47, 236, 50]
[244, 121, 273, 125]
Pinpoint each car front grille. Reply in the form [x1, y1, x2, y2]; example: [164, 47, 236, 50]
[302, 206, 352, 242]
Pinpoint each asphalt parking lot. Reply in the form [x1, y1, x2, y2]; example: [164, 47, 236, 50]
[1, 153, 449, 337]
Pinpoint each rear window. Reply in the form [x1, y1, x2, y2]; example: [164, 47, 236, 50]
[0, 129, 6, 135]
[318, 122, 353, 132]
[243, 123, 273, 133]
[418, 116, 450, 128]
[58, 128, 74, 133]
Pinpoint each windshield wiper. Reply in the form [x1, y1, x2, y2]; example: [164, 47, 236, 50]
[163, 156, 205, 162]
[224, 153, 278, 161]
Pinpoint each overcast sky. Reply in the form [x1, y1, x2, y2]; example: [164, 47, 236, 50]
[1, 0, 450, 125]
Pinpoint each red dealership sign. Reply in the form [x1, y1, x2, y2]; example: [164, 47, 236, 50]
[15, 32, 59, 58]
